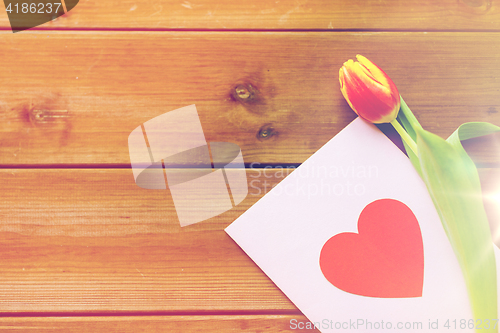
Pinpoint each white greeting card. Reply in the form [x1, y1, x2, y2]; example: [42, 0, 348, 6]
[225, 117, 500, 332]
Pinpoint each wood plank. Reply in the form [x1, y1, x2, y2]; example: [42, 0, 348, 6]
[0, 0, 498, 31]
[0, 168, 291, 312]
[0, 315, 318, 332]
[0, 168, 499, 312]
[0, 169, 273, 236]
[1, 32, 500, 166]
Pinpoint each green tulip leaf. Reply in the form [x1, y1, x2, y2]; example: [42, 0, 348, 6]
[448, 122, 500, 147]
[415, 126, 497, 332]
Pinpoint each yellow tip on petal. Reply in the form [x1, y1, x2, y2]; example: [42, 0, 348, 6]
[343, 58, 354, 68]
[355, 54, 389, 87]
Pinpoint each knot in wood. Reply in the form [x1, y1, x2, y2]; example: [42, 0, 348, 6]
[232, 83, 258, 103]
[257, 124, 277, 141]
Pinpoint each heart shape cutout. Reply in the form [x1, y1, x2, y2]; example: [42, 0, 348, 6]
[319, 198, 424, 298]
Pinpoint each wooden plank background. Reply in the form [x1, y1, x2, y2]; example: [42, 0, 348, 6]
[1, 0, 500, 332]
[1, 32, 500, 166]
[0, 0, 498, 30]
[0, 315, 315, 332]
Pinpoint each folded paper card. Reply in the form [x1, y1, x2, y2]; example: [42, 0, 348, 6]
[225, 117, 500, 332]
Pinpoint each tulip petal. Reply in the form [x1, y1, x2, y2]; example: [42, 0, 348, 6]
[339, 55, 400, 124]
[356, 54, 390, 88]
[353, 62, 389, 94]
[341, 65, 399, 123]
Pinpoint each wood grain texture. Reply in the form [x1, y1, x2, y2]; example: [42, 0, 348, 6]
[0, 0, 498, 31]
[0, 315, 317, 332]
[0, 169, 277, 236]
[0, 230, 295, 312]
[1, 32, 500, 166]
[0, 169, 289, 312]
[0, 168, 499, 313]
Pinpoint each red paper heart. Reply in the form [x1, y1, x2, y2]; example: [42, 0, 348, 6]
[319, 199, 424, 298]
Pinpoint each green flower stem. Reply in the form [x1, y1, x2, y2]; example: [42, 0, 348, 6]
[390, 118, 418, 156]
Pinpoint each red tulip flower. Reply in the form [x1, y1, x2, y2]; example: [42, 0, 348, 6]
[339, 54, 417, 155]
[339, 54, 400, 123]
